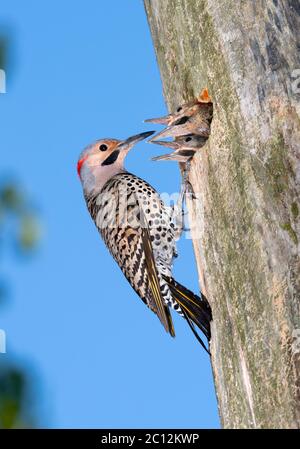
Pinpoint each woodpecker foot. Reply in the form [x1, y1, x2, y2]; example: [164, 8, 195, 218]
[183, 180, 196, 200]
[181, 160, 196, 200]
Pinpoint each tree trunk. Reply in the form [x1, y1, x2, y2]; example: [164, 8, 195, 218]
[144, 0, 300, 429]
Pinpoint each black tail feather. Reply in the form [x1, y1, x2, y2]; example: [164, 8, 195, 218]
[163, 275, 212, 350]
[181, 308, 211, 355]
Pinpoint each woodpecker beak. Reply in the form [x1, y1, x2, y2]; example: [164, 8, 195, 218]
[148, 139, 180, 150]
[151, 152, 194, 162]
[144, 114, 171, 125]
[149, 135, 208, 152]
[149, 119, 211, 142]
[148, 125, 179, 141]
[118, 131, 155, 150]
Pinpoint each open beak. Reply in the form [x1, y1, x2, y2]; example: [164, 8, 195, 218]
[118, 130, 155, 151]
[148, 140, 180, 163]
[148, 139, 180, 150]
[148, 125, 181, 141]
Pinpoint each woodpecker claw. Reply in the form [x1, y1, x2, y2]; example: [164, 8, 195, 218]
[184, 181, 196, 200]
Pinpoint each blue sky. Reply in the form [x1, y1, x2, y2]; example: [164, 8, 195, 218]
[0, 1, 219, 428]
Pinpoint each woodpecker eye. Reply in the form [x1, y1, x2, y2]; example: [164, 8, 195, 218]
[99, 144, 108, 152]
[173, 116, 189, 126]
[177, 106, 182, 112]
[185, 136, 192, 142]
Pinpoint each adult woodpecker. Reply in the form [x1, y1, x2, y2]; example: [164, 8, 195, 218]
[77, 131, 211, 351]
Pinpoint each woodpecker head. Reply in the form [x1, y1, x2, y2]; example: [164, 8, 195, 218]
[145, 100, 200, 127]
[152, 134, 208, 151]
[146, 103, 213, 141]
[145, 88, 213, 142]
[77, 130, 154, 193]
[150, 134, 208, 163]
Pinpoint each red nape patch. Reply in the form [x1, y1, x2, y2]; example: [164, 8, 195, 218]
[77, 156, 88, 177]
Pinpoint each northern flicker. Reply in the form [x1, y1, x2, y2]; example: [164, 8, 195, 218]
[77, 131, 211, 351]
[145, 89, 213, 142]
[150, 134, 208, 163]
[145, 89, 213, 197]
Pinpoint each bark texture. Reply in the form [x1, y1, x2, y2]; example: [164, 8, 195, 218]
[144, 0, 300, 429]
